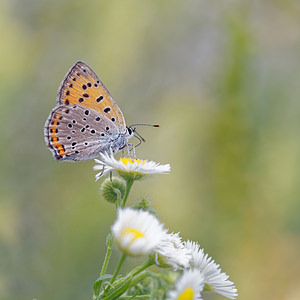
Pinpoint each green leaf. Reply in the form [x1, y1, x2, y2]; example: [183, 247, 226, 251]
[93, 274, 113, 294]
[101, 277, 132, 300]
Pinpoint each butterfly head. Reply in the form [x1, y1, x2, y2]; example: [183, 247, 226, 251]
[126, 124, 159, 146]
[126, 126, 136, 138]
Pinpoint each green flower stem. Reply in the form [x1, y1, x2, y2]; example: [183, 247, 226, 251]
[150, 275, 159, 300]
[127, 270, 148, 288]
[104, 257, 154, 298]
[119, 296, 150, 299]
[105, 260, 154, 300]
[101, 276, 132, 300]
[114, 187, 122, 208]
[128, 256, 155, 278]
[104, 253, 127, 294]
[122, 177, 134, 207]
[112, 253, 127, 283]
[94, 234, 114, 296]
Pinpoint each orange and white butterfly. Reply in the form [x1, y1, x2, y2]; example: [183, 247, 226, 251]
[44, 61, 134, 161]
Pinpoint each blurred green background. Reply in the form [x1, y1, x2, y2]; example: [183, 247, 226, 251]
[1, 0, 300, 299]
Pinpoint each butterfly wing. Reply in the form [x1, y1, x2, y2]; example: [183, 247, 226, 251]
[44, 104, 124, 161]
[57, 61, 126, 131]
[44, 61, 131, 161]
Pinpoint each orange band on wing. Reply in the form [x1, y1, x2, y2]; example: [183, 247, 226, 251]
[49, 112, 66, 158]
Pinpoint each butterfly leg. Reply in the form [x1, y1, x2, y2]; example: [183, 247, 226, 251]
[126, 143, 136, 158]
[131, 144, 136, 158]
[121, 147, 126, 158]
[98, 164, 105, 178]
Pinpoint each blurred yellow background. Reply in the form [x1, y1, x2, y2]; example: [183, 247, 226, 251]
[1, 0, 300, 299]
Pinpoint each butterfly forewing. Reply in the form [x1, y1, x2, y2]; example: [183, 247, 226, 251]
[58, 61, 126, 131]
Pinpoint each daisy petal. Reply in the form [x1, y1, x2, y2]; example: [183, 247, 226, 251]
[184, 241, 238, 299]
[94, 153, 170, 180]
[112, 208, 165, 256]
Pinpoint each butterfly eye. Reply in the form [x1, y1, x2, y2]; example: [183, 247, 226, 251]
[127, 127, 133, 135]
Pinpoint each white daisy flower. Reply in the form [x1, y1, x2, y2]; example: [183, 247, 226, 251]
[184, 241, 238, 299]
[154, 232, 192, 270]
[93, 152, 170, 181]
[111, 208, 165, 256]
[167, 269, 204, 300]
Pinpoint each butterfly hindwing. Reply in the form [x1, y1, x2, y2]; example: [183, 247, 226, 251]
[57, 61, 126, 131]
[45, 104, 119, 161]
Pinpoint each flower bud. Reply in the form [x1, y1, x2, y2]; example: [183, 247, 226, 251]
[100, 177, 126, 203]
[132, 198, 152, 211]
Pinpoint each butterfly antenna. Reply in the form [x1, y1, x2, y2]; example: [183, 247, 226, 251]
[129, 123, 160, 145]
[130, 123, 160, 128]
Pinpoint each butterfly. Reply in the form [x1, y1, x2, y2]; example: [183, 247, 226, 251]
[44, 61, 134, 161]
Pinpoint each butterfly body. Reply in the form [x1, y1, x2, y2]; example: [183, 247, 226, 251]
[44, 61, 133, 161]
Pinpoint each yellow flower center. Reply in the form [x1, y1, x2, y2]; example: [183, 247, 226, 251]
[121, 228, 144, 241]
[177, 287, 194, 300]
[119, 158, 146, 165]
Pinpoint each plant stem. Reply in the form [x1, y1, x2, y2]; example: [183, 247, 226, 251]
[101, 235, 113, 276]
[94, 234, 114, 296]
[103, 257, 154, 298]
[115, 187, 122, 209]
[104, 253, 127, 294]
[127, 271, 148, 288]
[119, 296, 149, 299]
[122, 178, 134, 207]
[129, 257, 155, 278]
[112, 253, 127, 283]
